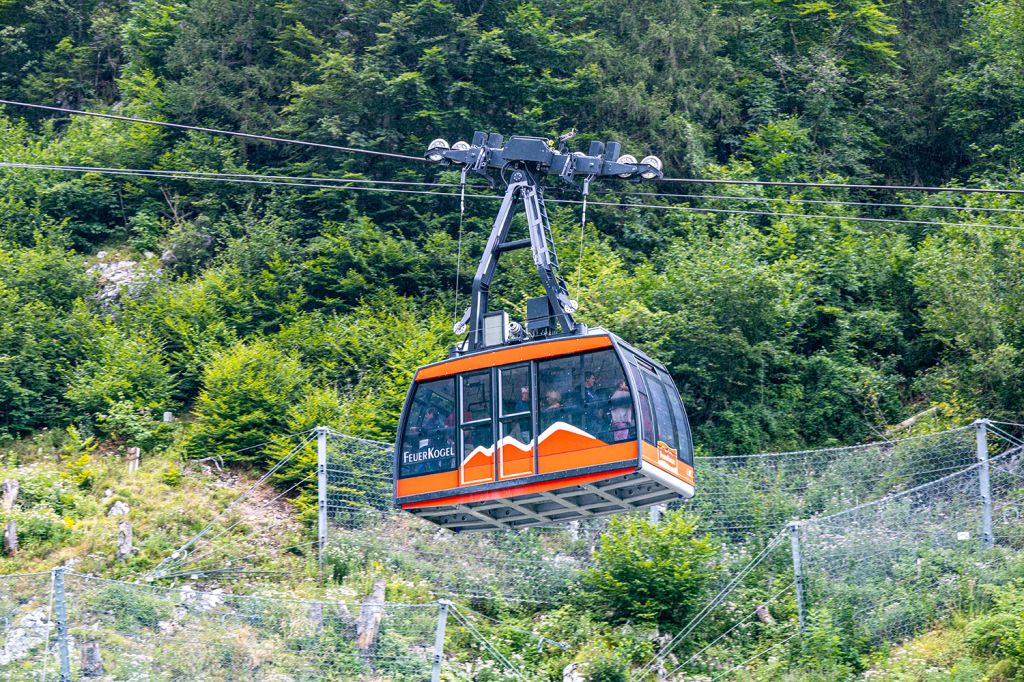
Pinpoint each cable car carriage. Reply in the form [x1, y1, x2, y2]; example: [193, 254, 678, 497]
[394, 132, 695, 531]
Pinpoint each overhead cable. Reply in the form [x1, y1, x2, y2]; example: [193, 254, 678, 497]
[660, 175, 1024, 196]
[4, 162, 1023, 231]
[550, 196, 1024, 231]
[0, 162, 453, 188]
[2, 97, 1018, 195]
[620, 189, 1024, 215]
[0, 162, 483, 199]
[0, 98, 425, 161]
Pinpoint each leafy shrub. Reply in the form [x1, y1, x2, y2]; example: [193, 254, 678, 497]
[62, 454, 95, 489]
[965, 613, 1023, 658]
[7, 506, 70, 547]
[96, 399, 173, 451]
[580, 510, 718, 628]
[582, 650, 629, 682]
[987, 658, 1020, 682]
[161, 464, 183, 487]
[185, 340, 310, 464]
[93, 584, 172, 629]
[66, 330, 176, 421]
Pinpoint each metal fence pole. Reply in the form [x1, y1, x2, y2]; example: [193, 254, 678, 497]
[52, 568, 72, 682]
[316, 426, 329, 579]
[976, 419, 994, 549]
[432, 600, 450, 682]
[789, 522, 806, 631]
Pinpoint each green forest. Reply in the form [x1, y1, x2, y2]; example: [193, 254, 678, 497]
[2, 0, 1024, 679]
[1, 0, 1023, 452]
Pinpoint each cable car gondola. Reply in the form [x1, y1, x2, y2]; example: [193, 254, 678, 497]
[394, 132, 694, 531]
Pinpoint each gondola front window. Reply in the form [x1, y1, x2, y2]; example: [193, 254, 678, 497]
[538, 350, 634, 445]
[399, 378, 456, 478]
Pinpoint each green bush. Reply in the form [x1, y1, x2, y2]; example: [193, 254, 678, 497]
[96, 399, 173, 452]
[66, 329, 176, 421]
[987, 658, 1020, 682]
[93, 584, 172, 630]
[965, 613, 1023, 658]
[7, 506, 70, 547]
[580, 510, 718, 628]
[583, 651, 629, 682]
[184, 340, 310, 464]
[161, 464, 183, 486]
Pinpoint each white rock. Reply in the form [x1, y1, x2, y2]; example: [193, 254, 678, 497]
[0, 607, 50, 665]
[96, 250, 108, 258]
[107, 501, 130, 517]
[563, 662, 585, 682]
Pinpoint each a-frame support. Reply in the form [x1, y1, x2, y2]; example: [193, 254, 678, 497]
[458, 168, 578, 353]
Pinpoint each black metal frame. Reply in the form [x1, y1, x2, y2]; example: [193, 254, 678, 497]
[462, 169, 578, 352]
[426, 132, 663, 356]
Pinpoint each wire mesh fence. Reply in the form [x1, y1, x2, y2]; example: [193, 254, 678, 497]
[134, 420, 1024, 678]
[319, 425, 1001, 607]
[798, 444, 1024, 653]
[640, 428, 1024, 680]
[323, 429, 396, 526]
[689, 426, 980, 539]
[60, 572, 442, 681]
[0, 572, 53, 679]
[322, 429, 595, 605]
[0, 570, 533, 682]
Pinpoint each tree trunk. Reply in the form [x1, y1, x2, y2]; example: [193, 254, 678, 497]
[126, 447, 141, 475]
[116, 520, 133, 561]
[4, 520, 16, 555]
[1, 479, 19, 513]
[79, 640, 104, 676]
[756, 604, 776, 625]
[356, 580, 387, 651]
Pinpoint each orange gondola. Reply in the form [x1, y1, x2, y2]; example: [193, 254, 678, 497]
[394, 132, 695, 531]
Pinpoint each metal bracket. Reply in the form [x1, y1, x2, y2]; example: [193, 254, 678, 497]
[460, 170, 577, 353]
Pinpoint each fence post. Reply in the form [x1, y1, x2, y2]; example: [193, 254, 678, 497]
[789, 522, 806, 631]
[316, 426, 329, 579]
[648, 504, 664, 525]
[976, 419, 994, 549]
[52, 568, 72, 682]
[432, 600, 450, 682]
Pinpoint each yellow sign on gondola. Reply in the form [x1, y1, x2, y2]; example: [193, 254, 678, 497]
[657, 440, 678, 469]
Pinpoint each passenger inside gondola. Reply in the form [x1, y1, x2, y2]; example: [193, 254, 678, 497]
[399, 378, 457, 477]
[541, 389, 563, 432]
[609, 380, 634, 441]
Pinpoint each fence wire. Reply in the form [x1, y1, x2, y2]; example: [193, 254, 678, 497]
[0, 572, 53, 679]
[322, 430, 595, 605]
[322, 426, 990, 607]
[59, 573, 440, 681]
[798, 445, 1024, 651]
[655, 442, 1024, 680]
[689, 426, 979, 539]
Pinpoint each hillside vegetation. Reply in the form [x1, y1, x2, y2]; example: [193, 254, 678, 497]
[1, 0, 1024, 678]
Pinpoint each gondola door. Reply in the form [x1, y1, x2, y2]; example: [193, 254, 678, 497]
[497, 364, 535, 480]
[459, 370, 495, 485]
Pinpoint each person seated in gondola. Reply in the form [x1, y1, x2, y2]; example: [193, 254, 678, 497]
[541, 389, 563, 431]
[514, 386, 530, 413]
[609, 380, 633, 441]
[583, 372, 609, 440]
[420, 406, 447, 447]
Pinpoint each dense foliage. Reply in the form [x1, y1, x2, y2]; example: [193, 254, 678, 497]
[2, 0, 1023, 454]
[0, 4, 1023, 676]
